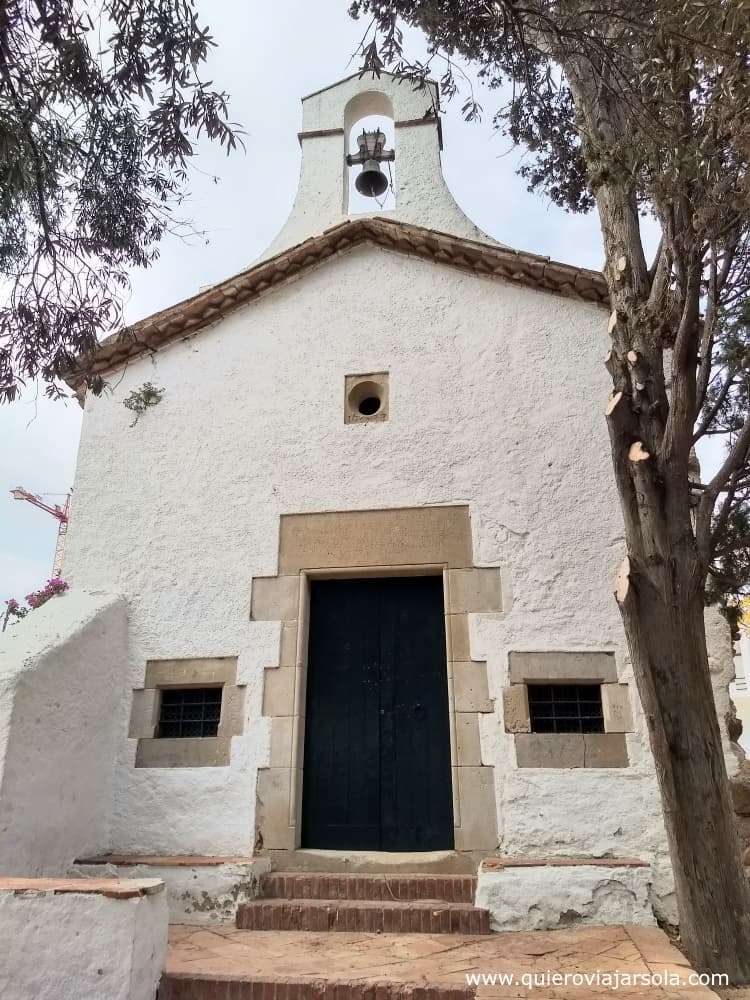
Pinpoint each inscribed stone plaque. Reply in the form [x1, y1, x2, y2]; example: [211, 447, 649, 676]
[278, 506, 472, 572]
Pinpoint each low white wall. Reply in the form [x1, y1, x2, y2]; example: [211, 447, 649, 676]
[0, 883, 167, 1000]
[0, 591, 128, 874]
[476, 863, 655, 932]
[70, 858, 272, 924]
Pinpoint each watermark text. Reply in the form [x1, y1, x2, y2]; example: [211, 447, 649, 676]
[465, 970, 728, 991]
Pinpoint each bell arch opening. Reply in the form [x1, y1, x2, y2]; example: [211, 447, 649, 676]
[344, 91, 396, 215]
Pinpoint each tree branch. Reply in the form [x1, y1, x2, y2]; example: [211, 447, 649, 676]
[661, 263, 701, 464]
[696, 414, 750, 562]
[647, 238, 672, 311]
[696, 241, 738, 418]
[711, 466, 742, 551]
[693, 372, 736, 444]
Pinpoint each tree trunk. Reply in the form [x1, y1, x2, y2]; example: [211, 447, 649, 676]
[579, 94, 750, 972]
[617, 557, 750, 981]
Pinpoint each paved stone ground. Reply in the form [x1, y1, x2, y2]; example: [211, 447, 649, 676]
[168, 923, 724, 998]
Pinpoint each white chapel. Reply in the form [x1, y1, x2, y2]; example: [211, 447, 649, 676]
[1, 72, 746, 938]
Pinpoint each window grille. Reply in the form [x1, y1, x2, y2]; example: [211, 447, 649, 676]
[527, 683, 604, 734]
[157, 687, 222, 739]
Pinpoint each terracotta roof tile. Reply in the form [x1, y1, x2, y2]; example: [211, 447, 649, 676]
[66, 217, 608, 396]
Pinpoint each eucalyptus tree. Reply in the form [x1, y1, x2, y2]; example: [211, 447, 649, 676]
[348, 0, 750, 980]
[0, 0, 238, 402]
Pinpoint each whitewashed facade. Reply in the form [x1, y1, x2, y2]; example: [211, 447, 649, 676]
[4, 72, 742, 928]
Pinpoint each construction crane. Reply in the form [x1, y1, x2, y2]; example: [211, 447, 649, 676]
[10, 487, 71, 578]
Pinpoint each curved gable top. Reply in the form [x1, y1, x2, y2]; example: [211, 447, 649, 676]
[67, 217, 607, 396]
[261, 70, 500, 256]
[299, 70, 439, 104]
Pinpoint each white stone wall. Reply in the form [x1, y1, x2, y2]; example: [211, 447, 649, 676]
[476, 864, 655, 931]
[63, 244, 671, 868]
[69, 858, 271, 924]
[0, 886, 167, 1000]
[0, 591, 128, 874]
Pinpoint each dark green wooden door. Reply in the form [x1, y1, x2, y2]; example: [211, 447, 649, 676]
[301, 576, 454, 851]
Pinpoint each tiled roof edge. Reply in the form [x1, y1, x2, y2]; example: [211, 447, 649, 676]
[65, 218, 608, 395]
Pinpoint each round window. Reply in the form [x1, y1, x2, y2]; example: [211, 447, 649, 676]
[358, 396, 381, 416]
[347, 379, 385, 420]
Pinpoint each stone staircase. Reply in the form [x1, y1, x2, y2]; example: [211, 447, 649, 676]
[237, 872, 489, 933]
[159, 871, 491, 999]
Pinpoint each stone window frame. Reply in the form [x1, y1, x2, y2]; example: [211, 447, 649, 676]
[250, 505, 505, 856]
[502, 651, 634, 769]
[129, 657, 246, 768]
[344, 372, 389, 424]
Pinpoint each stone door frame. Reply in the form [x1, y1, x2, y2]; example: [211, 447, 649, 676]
[252, 506, 502, 856]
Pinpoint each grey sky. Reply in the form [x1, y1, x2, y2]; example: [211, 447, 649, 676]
[1, 0, 666, 603]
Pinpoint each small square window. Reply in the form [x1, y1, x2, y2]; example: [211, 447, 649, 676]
[528, 683, 604, 734]
[157, 687, 222, 739]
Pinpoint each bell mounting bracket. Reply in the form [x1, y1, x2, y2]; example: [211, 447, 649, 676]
[346, 147, 395, 166]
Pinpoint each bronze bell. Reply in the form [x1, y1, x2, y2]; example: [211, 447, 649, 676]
[355, 159, 389, 199]
[347, 127, 395, 200]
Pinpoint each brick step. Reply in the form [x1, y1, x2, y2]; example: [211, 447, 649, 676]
[236, 898, 491, 934]
[261, 872, 476, 903]
[160, 974, 474, 1000]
